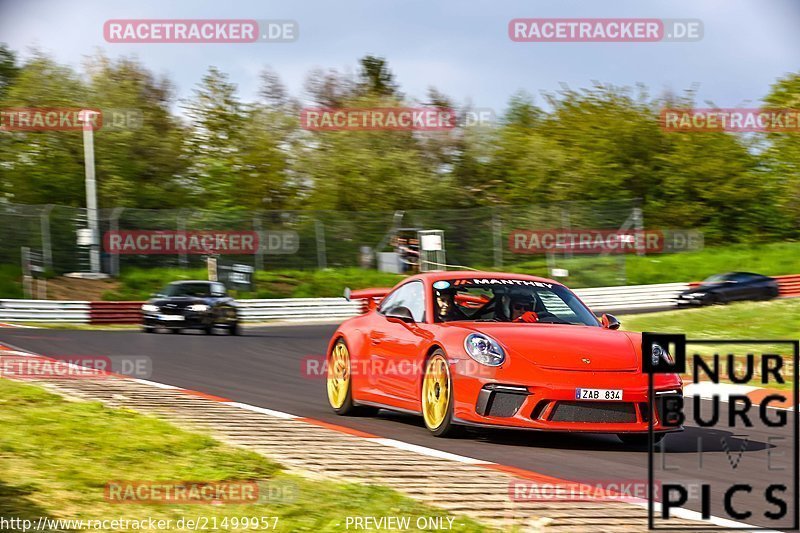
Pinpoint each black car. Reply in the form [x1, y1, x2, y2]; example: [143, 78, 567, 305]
[677, 272, 779, 306]
[141, 280, 240, 334]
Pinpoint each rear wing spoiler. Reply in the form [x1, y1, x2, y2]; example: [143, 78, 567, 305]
[344, 287, 391, 312]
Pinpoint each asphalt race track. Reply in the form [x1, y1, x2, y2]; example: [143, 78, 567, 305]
[0, 325, 796, 529]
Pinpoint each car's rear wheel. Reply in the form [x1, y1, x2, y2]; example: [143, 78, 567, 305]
[169, 328, 181, 334]
[327, 339, 377, 416]
[229, 321, 240, 335]
[141, 325, 154, 333]
[618, 433, 666, 446]
[421, 351, 460, 437]
[204, 324, 214, 335]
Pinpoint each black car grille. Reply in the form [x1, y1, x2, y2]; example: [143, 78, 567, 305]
[160, 306, 187, 315]
[485, 392, 526, 417]
[549, 401, 637, 423]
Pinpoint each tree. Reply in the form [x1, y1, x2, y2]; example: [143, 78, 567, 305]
[762, 72, 800, 238]
[357, 56, 399, 98]
[86, 54, 188, 208]
[0, 44, 19, 99]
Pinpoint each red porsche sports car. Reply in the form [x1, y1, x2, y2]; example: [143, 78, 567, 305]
[326, 272, 683, 444]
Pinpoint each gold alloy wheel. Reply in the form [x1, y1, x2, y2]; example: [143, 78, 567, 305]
[327, 341, 350, 409]
[422, 354, 451, 430]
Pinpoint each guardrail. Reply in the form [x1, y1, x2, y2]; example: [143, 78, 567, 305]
[574, 283, 690, 314]
[0, 276, 795, 325]
[237, 298, 363, 321]
[0, 299, 90, 323]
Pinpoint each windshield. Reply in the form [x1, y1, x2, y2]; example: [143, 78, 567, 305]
[162, 282, 214, 297]
[432, 279, 599, 326]
[703, 274, 732, 284]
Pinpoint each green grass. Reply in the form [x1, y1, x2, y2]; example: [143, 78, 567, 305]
[0, 378, 488, 532]
[622, 298, 800, 340]
[0, 264, 24, 299]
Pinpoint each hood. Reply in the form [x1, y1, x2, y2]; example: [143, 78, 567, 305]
[445, 323, 641, 372]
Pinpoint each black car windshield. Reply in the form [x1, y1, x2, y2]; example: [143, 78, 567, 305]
[703, 274, 732, 284]
[162, 283, 214, 297]
[432, 279, 599, 326]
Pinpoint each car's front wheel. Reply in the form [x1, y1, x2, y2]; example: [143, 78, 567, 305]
[421, 351, 460, 437]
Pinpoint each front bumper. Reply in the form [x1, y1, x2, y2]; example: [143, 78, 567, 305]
[452, 362, 683, 433]
[142, 312, 211, 329]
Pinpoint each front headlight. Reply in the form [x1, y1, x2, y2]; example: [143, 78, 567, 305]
[651, 343, 674, 366]
[464, 333, 506, 366]
[141, 304, 158, 313]
[189, 304, 210, 312]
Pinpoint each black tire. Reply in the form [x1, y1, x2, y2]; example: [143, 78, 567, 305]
[618, 433, 666, 446]
[327, 339, 378, 416]
[229, 322, 241, 336]
[169, 328, 181, 334]
[421, 350, 462, 438]
[141, 325, 154, 333]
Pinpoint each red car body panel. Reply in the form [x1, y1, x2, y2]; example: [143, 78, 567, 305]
[328, 271, 683, 433]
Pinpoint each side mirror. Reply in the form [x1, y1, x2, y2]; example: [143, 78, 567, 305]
[601, 313, 621, 330]
[385, 305, 415, 324]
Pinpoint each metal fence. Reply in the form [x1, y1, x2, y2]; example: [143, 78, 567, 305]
[0, 199, 641, 280]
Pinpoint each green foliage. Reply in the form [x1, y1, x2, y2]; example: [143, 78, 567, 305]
[0, 45, 798, 246]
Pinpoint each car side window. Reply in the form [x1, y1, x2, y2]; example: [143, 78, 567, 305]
[379, 281, 426, 322]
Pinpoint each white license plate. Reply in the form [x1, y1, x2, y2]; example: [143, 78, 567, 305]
[158, 314, 184, 321]
[575, 388, 623, 401]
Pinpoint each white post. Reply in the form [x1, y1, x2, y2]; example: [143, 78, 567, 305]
[80, 110, 100, 274]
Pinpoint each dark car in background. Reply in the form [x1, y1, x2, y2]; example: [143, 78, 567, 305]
[677, 272, 780, 306]
[141, 281, 240, 334]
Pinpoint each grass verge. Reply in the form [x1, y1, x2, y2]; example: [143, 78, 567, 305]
[0, 378, 487, 532]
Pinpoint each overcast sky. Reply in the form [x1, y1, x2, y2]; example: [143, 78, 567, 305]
[0, 0, 798, 113]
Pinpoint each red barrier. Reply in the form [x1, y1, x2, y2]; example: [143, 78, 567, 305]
[89, 301, 143, 324]
[776, 274, 800, 297]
